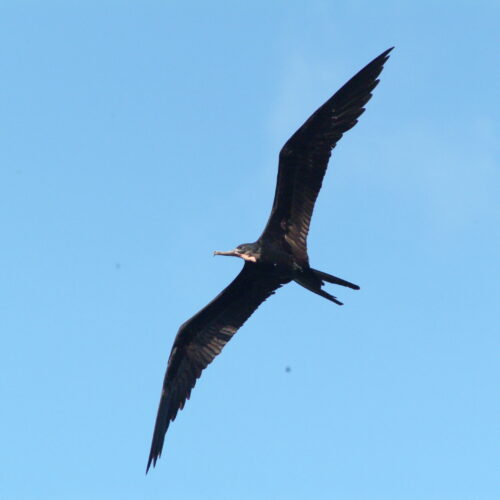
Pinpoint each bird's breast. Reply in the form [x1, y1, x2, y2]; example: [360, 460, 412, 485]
[256, 246, 296, 277]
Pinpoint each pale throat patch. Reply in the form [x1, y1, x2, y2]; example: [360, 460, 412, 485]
[240, 253, 257, 263]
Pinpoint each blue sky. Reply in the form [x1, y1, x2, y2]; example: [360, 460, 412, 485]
[1, 2, 498, 499]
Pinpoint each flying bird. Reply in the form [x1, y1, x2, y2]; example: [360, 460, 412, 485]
[147, 47, 393, 472]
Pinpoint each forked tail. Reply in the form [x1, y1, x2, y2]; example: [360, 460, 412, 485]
[294, 268, 360, 306]
[311, 268, 360, 290]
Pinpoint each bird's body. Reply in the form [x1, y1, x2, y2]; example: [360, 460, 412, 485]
[147, 47, 393, 472]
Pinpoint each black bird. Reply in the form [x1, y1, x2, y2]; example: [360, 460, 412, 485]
[147, 47, 393, 472]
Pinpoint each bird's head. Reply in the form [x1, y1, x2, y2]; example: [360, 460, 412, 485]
[213, 243, 260, 263]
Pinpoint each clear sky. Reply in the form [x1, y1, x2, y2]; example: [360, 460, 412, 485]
[1, 2, 498, 499]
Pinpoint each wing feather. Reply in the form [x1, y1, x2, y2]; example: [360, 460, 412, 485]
[261, 48, 393, 262]
[146, 263, 284, 472]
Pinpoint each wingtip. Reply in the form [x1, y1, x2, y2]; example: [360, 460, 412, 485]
[146, 446, 161, 474]
[146, 455, 156, 475]
[375, 47, 394, 65]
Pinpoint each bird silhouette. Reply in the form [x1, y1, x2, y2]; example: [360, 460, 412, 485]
[147, 47, 393, 472]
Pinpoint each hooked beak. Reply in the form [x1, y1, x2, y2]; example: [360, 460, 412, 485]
[213, 249, 239, 257]
[213, 249, 257, 263]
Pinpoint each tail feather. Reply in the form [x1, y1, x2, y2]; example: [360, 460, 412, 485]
[313, 287, 343, 305]
[294, 268, 359, 305]
[294, 274, 343, 305]
[311, 269, 360, 290]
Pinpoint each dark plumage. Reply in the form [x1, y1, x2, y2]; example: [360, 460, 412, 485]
[147, 47, 393, 472]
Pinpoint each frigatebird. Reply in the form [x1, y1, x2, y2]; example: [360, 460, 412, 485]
[147, 47, 393, 472]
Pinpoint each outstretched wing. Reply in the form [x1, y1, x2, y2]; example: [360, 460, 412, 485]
[146, 263, 284, 472]
[261, 48, 393, 263]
